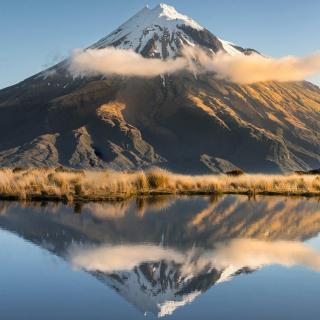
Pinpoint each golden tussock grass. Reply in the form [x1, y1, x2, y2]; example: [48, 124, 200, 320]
[0, 167, 319, 202]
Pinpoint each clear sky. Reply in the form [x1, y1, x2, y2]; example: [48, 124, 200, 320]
[1, 0, 320, 89]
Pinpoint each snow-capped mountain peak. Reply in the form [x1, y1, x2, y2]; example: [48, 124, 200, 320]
[89, 3, 259, 59]
[151, 3, 204, 30]
[89, 3, 242, 59]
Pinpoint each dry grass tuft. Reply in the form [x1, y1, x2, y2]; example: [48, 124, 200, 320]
[0, 167, 319, 202]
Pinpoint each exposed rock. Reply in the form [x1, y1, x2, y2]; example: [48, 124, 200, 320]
[200, 155, 240, 173]
[0, 4, 319, 172]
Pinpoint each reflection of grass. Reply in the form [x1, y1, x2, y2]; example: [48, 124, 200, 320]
[136, 195, 175, 216]
[0, 167, 319, 202]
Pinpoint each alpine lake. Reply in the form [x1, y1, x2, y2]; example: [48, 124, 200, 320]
[1, 194, 320, 319]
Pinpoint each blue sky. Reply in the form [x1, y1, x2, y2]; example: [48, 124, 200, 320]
[1, 0, 319, 89]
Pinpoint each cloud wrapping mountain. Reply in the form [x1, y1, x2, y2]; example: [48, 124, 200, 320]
[69, 48, 188, 78]
[69, 47, 320, 84]
[0, 3, 319, 172]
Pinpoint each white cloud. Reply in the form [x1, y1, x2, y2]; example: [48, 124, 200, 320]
[69, 47, 187, 78]
[68, 47, 320, 84]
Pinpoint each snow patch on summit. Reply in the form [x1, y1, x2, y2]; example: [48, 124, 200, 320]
[90, 3, 206, 58]
[219, 39, 243, 56]
[155, 3, 204, 30]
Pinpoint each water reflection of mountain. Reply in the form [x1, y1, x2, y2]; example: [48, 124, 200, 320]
[1, 195, 319, 247]
[0, 195, 320, 317]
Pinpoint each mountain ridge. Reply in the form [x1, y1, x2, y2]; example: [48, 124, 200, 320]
[0, 3, 319, 172]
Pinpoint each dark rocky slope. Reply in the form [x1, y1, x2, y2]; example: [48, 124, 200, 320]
[1, 3, 319, 172]
[0, 69, 319, 173]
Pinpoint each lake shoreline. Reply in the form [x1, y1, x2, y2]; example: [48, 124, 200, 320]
[0, 167, 319, 202]
[0, 192, 319, 204]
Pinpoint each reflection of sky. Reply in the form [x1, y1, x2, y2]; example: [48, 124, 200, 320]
[307, 75, 320, 87]
[183, 264, 320, 320]
[1, 227, 320, 320]
[306, 235, 320, 250]
[0, 229, 142, 320]
[1, 194, 320, 319]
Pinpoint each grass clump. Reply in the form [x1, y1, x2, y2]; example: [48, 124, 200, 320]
[0, 167, 319, 202]
[146, 168, 170, 189]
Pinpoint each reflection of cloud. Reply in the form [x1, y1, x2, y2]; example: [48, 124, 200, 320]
[69, 47, 320, 84]
[68, 239, 320, 274]
[69, 244, 184, 272]
[204, 239, 320, 272]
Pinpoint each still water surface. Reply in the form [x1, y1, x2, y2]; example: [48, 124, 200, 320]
[0, 195, 320, 319]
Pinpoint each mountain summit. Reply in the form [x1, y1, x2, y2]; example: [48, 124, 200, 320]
[90, 3, 256, 58]
[0, 3, 319, 172]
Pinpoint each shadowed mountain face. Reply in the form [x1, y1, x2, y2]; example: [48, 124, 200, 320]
[0, 195, 320, 317]
[0, 4, 319, 172]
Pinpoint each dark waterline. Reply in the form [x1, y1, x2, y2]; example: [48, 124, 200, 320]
[0, 195, 320, 319]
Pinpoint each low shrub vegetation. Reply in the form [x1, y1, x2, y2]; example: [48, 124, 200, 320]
[0, 167, 319, 202]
